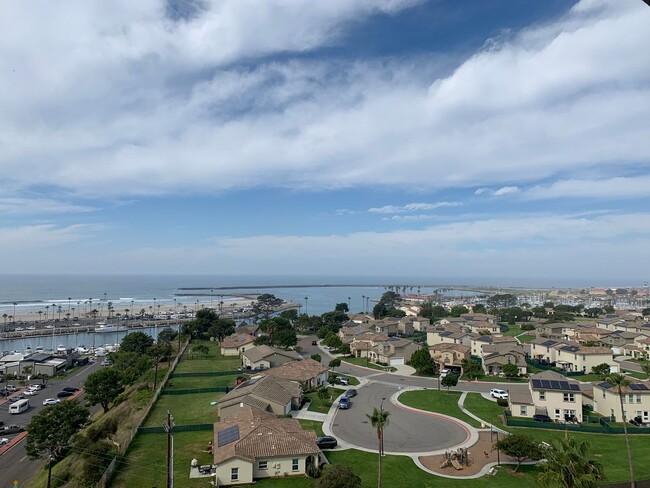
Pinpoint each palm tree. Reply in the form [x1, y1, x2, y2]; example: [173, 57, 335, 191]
[607, 373, 635, 487]
[537, 436, 605, 487]
[45, 305, 50, 321]
[366, 407, 390, 488]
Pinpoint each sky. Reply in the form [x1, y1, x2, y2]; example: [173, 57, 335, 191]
[1, 0, 650, 287]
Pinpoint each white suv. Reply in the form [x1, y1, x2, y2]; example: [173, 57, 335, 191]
[490, 388, 508, 399]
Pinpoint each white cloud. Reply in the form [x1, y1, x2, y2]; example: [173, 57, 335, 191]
[369, 202, 461, 214]
[0, 197, 96, 215]
[0, 224, 101, 248]
[493, 186, 519, 196]
[524, 175, 650, 200]
[0, 0, 648, 198]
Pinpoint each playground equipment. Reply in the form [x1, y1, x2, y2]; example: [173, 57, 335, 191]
[439, 448, 470, 470]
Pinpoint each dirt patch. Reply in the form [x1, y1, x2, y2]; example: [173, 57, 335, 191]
[419, 431, 518, 477]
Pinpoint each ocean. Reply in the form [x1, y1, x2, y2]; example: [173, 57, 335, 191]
[0, 274, 481, 319]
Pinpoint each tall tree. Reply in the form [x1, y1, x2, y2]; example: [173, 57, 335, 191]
[315, 465, 362, 488]
[441, 373, 458, 392]
[208, 319, 236, 342]
[537, 436, 605, 488]
[120, 331, 154, 355]
[26, 400, 89, 460]
[606, 373, 635, 487]
[252, 294, 283, 320]
[149, 342, 173, 390]
[367, 407, 390, 488]
[494, 433, 542, 472]
[407, 348, 436, 375]
[84, 368, 125, 413]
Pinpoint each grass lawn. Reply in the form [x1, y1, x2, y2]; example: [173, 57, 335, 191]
[623, 370, 649, 380]
[143, 391, 223, 427]
[342, 356, 396, 372]
[111, 431, 215, 488]
[463, 392, 508, 429]
[398, 389, 482, 428]
[174, 339, 242, 374]
[500, 325, 525, 337]
[326, 449, 538, 487]
[305, 387, 345, 414]
[297, 419, 325, 437]
[164, 374, 241, 390]
[517, 334, 535, 344]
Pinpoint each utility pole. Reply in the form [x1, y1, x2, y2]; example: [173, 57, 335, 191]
[47, 455, 53, 488]
[165, 411, 175, 488]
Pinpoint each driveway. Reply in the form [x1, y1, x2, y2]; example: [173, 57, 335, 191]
[330, 382, 471, 453]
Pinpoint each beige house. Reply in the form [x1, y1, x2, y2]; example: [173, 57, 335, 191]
[554, 345, 613, 373]
[427, 328, 478, 347]
[461, 313, 498, 324]
[347, 313, 374, 324]
[373, 319, 399, 337]
[242, 345, 301, 370]
[212, 406, 320, 486]
[399, 316, 431, 332]
[592, 378, 650, 424]
[260, 358, 328, 390]
[509, 371, 584, 422]
[350, 333, 389, 358]
[221, 334, 256, 357]
[428, 343, 470, 372]
[481, 344, 527, 376]
[528, 338, 571, 364]
[536, 322, 580, 340]
[365, 337, 420, 366]
[218, 375, 302, 418]
[338, 324, 374, 344]
[471, 335, 518, 357]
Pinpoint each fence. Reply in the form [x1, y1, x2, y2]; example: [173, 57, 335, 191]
[504, 412, 650, 435]
[96, 338, 190, 488]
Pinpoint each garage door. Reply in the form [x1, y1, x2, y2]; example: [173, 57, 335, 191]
[389, 358, 404, 366]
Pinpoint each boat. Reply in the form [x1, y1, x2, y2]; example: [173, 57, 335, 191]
[56, 344, 67, 353]
[35, 346, 45, 353]
[76, 345, 89, 354]
[25, 345, 33, 354]
[94, 322, 118, 332]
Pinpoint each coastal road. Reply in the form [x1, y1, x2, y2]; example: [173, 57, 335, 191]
[0, 359, 102, 487]
[330, 382, 470, 453]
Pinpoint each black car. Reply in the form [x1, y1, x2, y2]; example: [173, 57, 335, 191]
[62, 387, 80, 393]
[57, 391, 74, 398]
[316, 436, 338, 449]
[344, 388, 357, 398]
[311, 340, 318, 346]
[532, 414, 552, 422]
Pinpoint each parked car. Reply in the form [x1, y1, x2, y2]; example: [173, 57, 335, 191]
[316, 436, 338, 449]
[344, 389, 357, 398]
[6, 385, 19, 392]
[0, 438, 10, 446]
[57, 391, 74, 398]
[28, 384, 42, 391]
[24, 390, 38, 396]
[338, 397, 350, 409]
[62, 387, 80, 393]
[101, 359, 112, 366]
[337, 377, 350, 386]
[532, 414, 552, 423]
[42, 398, 61, 406]
[490, 388, 508, 399]
[439, 368, 451, 378]
[9, 395, 26, 403]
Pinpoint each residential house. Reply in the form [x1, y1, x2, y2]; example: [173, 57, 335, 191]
[574, 327, 611, 346]
[337, 324, 374, 344]
[221, 333, 256, 357]
[427, 327, 477, 347]
[554, 344, 613, 373]
[592, 378, 650, 424]
[218, 375, 303, 418]
[536, 322, 580, 340]
[509, 371, 584, 422]
[471, 335, 518, 357]
[347, 313, 374, 324]
[242, 345, 301, 370]
[212, 406, 320, 486]
[396, 317, 415, 336]
[350, 333, 389, 358]
[372, 319, 399, 337]
[481, 344, 527, 376]
[260, 358, 328, 390]
[528, 338, 572, 364]
[461, 313, 498, 324]
[368, 337, 421, 366]
[428, 343, 470, 373]
[237, 324, 261, 337]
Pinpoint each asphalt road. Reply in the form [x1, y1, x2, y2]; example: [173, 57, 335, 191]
[0, 359, 103, 487]
[331, 382, 470, 453]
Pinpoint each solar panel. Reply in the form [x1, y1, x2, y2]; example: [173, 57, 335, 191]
[531, 378, 580, 391]
[532, 379, 542, 388]
[599, 381, 611, 389]
[629, 384, 648, 391]
[217, 426, 240, 447]
[542, 340, 556, 347]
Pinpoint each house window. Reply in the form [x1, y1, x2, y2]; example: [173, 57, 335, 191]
[629, 394, 634, 404]
[563, 393, 575, 403]
[259, 461, 268, 470]
[292, 459, 299, 472]
[520, 406, 527, 416]
[231, 468, 239, 481]
[622, 395, 626, 404]
[539, 391, 546, 401]
[637, 395, 642, 404]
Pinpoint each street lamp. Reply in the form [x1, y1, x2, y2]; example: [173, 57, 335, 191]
[362, 295, 366, 313]
[380, 397, 387, 456]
